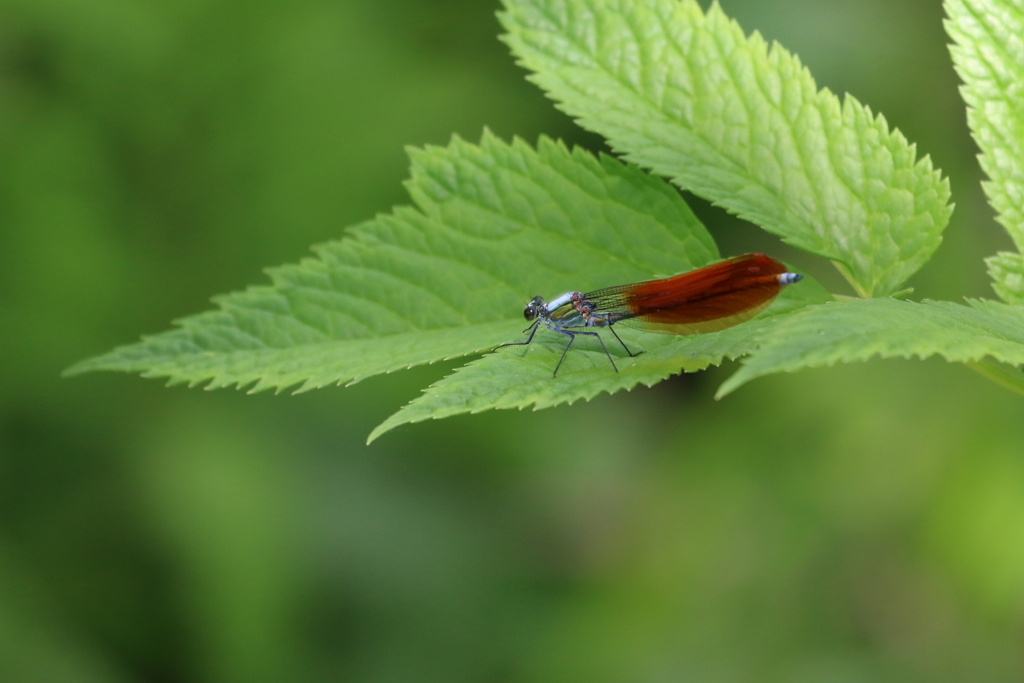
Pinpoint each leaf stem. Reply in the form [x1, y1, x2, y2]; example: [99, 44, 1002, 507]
[968, 358, 1024, 397]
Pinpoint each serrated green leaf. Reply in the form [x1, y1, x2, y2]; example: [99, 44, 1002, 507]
[946, 0, 1024, 246]
[500, 0, 952, 297]
[946, 0, 1024, 300]
[987, 252, 1024, 304]
[68, 133, 727, 397]
[369, 276, 830, 442]
[718, 298, 1024, 396]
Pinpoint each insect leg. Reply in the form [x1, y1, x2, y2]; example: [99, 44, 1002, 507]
[494, 320, 540, 351]
[607, 324, 643, 359]
[550, 327, 618, 377]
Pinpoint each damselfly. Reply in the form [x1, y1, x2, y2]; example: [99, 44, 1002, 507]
[497, 254, 803, 377]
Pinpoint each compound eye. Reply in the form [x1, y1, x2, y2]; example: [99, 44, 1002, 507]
[523, 305, 537, 321]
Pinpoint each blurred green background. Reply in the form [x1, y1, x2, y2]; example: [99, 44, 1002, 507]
[3, 0, 1024, 680]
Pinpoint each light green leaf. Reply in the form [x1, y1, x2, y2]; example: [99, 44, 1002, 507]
[946, 0, 1024, 300]
[369, 275, 829, 443]
[68, 133, 730, 396]
[987, 252, 1024, 304]
[946, 0, 1024, 246]
[500, 0, 952, 297]
[718, 298, 1024, 396]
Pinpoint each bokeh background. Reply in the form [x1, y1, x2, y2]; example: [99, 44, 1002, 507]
[4, 0, 1024, 680]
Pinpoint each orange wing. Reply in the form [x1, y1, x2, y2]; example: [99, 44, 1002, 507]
[586, 254, 791, 335]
